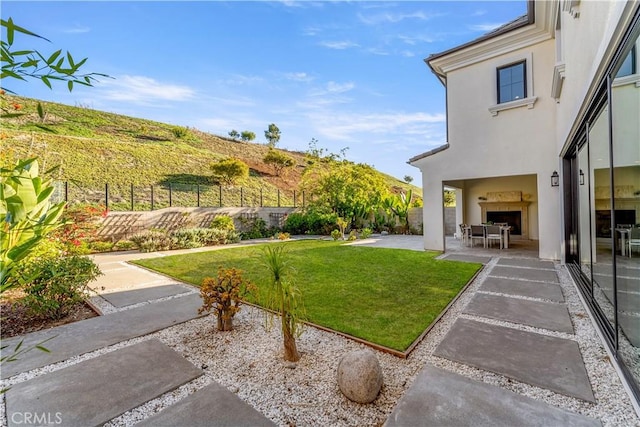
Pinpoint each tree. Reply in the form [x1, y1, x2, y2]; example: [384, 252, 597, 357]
[262, 244, 305, 362]
[264, 123, 281, 148]
[444, 190, 456, 207]
[263, 149, 294, 177]
[1, 18, 109, 94]
[384, 189, 414, 234]
[304, 161, 389, 226]
[403, 175, 414, 184]
[228, 130, 240, 141]
[240, 130, 256, 142]
[210, 158, 249, 186]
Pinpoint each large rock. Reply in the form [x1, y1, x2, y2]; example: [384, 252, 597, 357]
[337, 349, 383, 403]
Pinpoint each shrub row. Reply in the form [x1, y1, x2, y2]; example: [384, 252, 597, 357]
[130, 227, 240, 252]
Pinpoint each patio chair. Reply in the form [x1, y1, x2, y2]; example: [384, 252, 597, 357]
[469, 225, 486, 248]
[459, 224, 469, 245]
[485, 225, 503, 249]
[629, 226, 640, 257]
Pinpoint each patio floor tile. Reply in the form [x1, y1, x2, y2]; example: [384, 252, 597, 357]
[464, 293, 573, 333]
[434, 318, 595, 402]
[5, 339, 202, 427]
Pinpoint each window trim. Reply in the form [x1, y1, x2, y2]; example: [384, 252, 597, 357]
[497, 60, 527, 104]
[488, 52, 536, 116]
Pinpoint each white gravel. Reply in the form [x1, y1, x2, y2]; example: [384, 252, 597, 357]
[2, 257, 639, 427]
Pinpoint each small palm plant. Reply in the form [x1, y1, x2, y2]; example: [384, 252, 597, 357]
[261, 244, 305, 362]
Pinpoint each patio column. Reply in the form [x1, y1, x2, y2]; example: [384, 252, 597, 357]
[422, 180, 445, 252]
[455, 188, 464, 236]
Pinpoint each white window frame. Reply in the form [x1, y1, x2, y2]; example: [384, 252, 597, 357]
[489, 52, 538, 116]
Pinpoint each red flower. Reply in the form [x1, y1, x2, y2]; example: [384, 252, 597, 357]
[12, 103, 22, 110]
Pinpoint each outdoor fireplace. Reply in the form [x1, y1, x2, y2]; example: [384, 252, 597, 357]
[479, 191, 531, 239]
[487, 211, 522, 235]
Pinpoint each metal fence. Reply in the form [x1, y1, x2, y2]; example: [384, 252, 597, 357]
[52, 181, 309, 211]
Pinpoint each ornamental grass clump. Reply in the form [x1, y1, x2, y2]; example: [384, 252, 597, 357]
[261, 244, 306, 362]
[198, 267, 255, 331]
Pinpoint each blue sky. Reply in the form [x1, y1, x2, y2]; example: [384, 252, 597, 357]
[2, 1, 527, 183]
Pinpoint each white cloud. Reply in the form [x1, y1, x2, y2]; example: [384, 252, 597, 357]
[285, 72, 314, 82]
[219, 74, 264, 86]
[469, 23, 504, 32]
[63, 25, 90, 34]
[357, 10, 438, 25]
[308, 111, 446, 142]
[326, 81, 355, 93]
[318, 40, 359, 50]
[397, 34, 435, 46]
[98, 75, 195, 104]
[400, 50, 415, 58]
[367, 47, 390, 56]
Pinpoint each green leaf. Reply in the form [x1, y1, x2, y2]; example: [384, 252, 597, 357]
[37, 102, 45, 120]
[46, 49, 62, 65]
[5, 17, 15, 45]
[1, 18, 49, 41]
[66, 51, 75, 68]
[1, 69, 26, 81]
[68, 80, 73, 92]
[35, 345, 51, 353]
[41, 75, 52, 89]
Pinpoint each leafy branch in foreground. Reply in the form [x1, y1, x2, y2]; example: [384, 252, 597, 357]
[1, 17, 110, 94]
[1, 337, 54, 393]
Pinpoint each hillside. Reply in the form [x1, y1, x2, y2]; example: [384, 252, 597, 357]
[1, 95, 419, 208]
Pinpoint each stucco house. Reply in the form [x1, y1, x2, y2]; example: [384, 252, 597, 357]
[411, 0, 639, 408]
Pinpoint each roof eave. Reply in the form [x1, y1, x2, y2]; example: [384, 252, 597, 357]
[426, 0, 535, 65]
[408, 143, 450, 165]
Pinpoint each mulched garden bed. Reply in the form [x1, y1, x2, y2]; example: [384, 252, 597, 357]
[1, 294, 98, 338]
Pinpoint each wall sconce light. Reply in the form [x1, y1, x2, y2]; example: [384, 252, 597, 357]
[551, 171, 560, 187]
[579, 169, 585, 185]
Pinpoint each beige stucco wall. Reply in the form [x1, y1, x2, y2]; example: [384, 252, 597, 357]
[415, 37, 561, 259]
[556, 1, 635, 151]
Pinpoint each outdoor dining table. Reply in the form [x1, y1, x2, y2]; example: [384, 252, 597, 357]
[462, 224, 511, 249]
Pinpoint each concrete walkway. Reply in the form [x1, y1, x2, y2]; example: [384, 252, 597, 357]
[386, 256, 601, 426]
[0, 237, 616, 425]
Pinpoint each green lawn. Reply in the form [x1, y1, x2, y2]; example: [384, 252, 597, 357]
[133, 240, 481, 351]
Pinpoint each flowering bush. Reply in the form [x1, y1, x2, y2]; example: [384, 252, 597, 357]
[51, 203, 108, 254]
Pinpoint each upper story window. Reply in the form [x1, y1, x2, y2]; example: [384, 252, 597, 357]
[497, 61, 526, 103]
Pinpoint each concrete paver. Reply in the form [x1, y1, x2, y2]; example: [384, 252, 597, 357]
[5, 339, 202, 427]
[90, 262, 175, 293]
[491, 265, 559, 283]
[102, 284, 193, 308]
[137, 382, 276, 427]
[464, 293, 574, 333]
[434, 318, 595, 402]
[384, 365, 601, 427]
[480, 276, 565, 302]
[441, 254, 492, 264]
[1, 293, 203, 378]
[497, 258, 555, 269]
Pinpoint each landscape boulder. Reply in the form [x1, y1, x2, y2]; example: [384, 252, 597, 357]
[337, 349, 383, 403]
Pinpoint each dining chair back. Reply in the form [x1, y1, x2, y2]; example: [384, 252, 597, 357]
[469, 225, 486, 248]
[485, 225, 502, 249]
